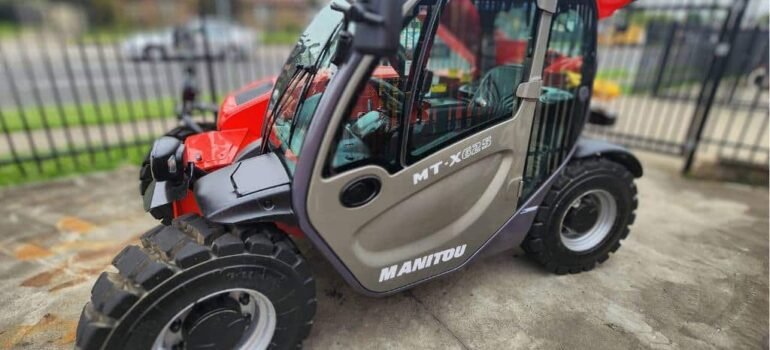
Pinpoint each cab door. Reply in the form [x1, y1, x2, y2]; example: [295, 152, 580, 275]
[302, 0, 559, 293]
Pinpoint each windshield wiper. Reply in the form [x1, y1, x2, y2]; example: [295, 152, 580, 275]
[286, 66, 318, 148]
[260, 64, 313, 153]
[286, 30, 338, 147]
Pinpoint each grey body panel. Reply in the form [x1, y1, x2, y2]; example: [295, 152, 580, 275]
[574, 138, 643, 177]
[233, 139, 263, 162]
[143, 180, 188, 221]
[295, 3, 558, 294]
[479, 146, 577, 258]
[144, 181, 182, 211]
[194, 152, 294, 224]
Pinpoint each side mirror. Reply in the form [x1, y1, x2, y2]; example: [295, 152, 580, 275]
[333, 0, 402, 56]
[150, 136, 186, 183]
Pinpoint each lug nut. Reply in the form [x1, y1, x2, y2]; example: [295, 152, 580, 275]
[170, 319, 182, 333]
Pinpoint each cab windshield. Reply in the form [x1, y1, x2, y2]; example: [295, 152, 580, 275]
[265, 4, 343, 174]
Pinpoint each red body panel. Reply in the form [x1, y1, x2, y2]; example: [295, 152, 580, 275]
[436, 25, 478, 73]
[184, 129, 251, 171]
[544, 54, 584, 86]
[495, 36, 528, 66]
[217, 77, 274, 136]
[173, 191, 203, 217]
[183, 77, 275, 173]
[597, 0, 633, 19]
[172, 76, 300, 231]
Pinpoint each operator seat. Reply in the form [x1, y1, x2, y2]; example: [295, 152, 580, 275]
[471, 64, 525, 121]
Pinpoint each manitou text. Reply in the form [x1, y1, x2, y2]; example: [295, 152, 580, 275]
[379, 244, 468, 282]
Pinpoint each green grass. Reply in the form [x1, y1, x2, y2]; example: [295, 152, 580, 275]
[79, 28, 131, 45]
[0, 22, 18, 39]
[596, 69, 630, 81]
[263, 30, 301, 45]
[0, 142, 149, 187]
[1, 98, 176, 132]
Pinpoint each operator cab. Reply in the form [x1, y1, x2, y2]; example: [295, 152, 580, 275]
[193, 0, 599, 293]
[260, 0, 593, 178]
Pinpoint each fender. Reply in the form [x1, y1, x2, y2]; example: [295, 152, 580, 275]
[194, 152, 294, 225]
[573, 137, 643, 178]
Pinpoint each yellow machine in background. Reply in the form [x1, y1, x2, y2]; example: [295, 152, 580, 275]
[598, 24, 645, 46]
[565, 71, 622, 100]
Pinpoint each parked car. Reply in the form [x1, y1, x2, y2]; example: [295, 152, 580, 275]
[121, 19, 260, 61]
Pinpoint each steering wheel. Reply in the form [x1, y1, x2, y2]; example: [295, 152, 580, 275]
[471, 66, 523, 114]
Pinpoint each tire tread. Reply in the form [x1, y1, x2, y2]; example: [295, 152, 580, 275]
[523, 158, 638, 274]
[77, 215, 315, 349]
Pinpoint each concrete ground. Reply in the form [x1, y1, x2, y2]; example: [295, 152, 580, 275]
[0, 151, 767, 349]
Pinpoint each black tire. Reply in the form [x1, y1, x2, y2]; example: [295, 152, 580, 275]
[523, 158, 638, 274]
[139, 124, 214, 224]
[76, 214, 316, 350]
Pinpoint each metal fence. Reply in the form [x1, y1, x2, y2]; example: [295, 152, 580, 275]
[0, 0, 767, 184]
[0, 1, 297, 181]
[586, 0, 769, 172]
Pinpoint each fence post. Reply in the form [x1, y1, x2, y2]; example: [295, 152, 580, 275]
[200, 3, 219, 115]
[682, 0, 748, 174]
[652, 22, 678, 97]
[724, 25, 762, 105]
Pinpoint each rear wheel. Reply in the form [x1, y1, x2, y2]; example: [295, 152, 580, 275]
[76, 214, 316, 350]
[523, 158, 638, 274]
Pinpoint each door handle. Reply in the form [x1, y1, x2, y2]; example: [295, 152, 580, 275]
[340, 177, 381, 208]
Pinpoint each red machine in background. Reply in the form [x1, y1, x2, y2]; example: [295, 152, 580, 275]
[598, 0, 633, 18]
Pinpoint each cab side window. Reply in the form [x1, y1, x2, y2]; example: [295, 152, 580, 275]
[326, 5, 436, 175]
[521, 2, 596, 201]
[406, 1, 538, 163]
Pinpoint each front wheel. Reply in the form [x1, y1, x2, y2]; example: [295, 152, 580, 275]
[523, 158, 638, 274]
[76, 215, 316, 350]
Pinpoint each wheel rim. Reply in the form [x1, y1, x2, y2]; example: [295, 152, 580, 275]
[559, 189, 618, 253]
[152, 288, 276, 350]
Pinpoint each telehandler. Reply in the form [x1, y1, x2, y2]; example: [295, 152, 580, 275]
[77, 0, 639, 348]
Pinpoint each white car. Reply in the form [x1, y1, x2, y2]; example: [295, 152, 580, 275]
[121, 19, 260, 61]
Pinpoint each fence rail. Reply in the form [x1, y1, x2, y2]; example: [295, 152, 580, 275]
[0, 0, 767, 186]
[0, 18, 290, 182]
[587, 0, 769, 172]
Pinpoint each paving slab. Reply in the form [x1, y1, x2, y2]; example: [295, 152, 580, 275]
[0, 151, 767, 349]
